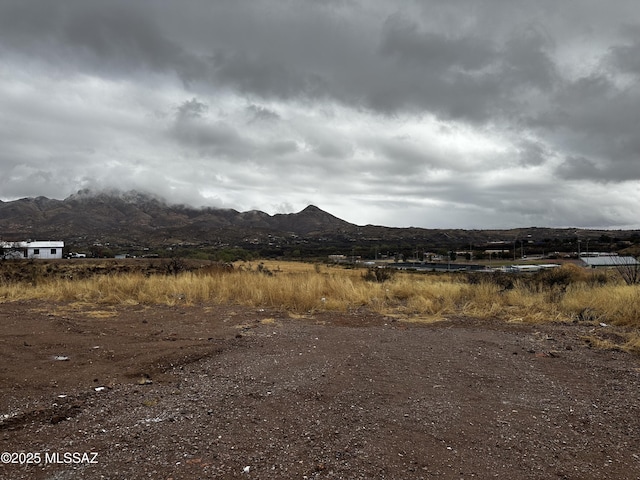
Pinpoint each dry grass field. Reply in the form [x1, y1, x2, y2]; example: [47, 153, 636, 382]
[1, 259, 639, 352]
[2, 258, 640, 479]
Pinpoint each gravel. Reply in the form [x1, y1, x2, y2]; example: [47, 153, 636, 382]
[2, 304, 640, 479]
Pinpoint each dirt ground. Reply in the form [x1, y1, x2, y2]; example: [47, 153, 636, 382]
[1, 300, 640, 479]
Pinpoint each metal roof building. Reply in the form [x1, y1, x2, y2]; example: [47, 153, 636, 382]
[580, 255, 639, 268]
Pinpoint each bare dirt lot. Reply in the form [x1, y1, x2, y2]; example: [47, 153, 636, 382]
[1, 300, 640, 479]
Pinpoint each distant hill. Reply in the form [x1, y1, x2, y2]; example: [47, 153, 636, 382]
[0, 190, 355, 246]
[1, 190, 638, 255]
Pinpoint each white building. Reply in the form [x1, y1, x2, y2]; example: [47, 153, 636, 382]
[0, 241, 65, 259]
[503, 264, 560, 273]
[580, 255, 639, 268]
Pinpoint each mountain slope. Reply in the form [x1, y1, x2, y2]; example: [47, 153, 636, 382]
[271, 205, 353, 234]
[0, 191, 356, 244]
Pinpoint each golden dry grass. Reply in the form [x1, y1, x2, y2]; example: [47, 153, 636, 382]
[1, 261, 639, 332]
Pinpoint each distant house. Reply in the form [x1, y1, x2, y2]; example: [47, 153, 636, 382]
[0, 241, 64, 259]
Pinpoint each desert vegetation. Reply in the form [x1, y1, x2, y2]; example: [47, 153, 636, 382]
[1, 258, 639, 351]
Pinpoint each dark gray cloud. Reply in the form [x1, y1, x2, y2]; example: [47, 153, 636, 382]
[1, 0, 639, 228]
[607, 25, 640, 75]
[515, 139, 551, 167]
[246, 104, 281, 123]
[0, 1, 207, 85]
[211, 50, 329, 100]
[556, 156, 606, 181]
[379, 14, 497, 72]
[177, 98, 209, 119]
[172, 116, 255, 159]
[557, 154, 640, 183]
[500, 26, 559, 91]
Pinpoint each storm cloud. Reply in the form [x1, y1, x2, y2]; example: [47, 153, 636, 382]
[1, 0, 639, 228]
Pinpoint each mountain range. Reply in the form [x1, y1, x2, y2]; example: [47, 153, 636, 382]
[0, 190, 354, 246]
[1, 190, 638, 254]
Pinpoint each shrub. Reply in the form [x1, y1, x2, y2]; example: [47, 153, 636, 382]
[164, 257, 188, 276]
[530, 264, 588, 288]
[614, 257, 640, 285]
[362, 267, 395, 283]
[467, 272, 514, 291]
[256, 262, 274, 276]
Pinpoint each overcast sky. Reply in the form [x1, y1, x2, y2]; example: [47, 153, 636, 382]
[1, 0, 639, 229]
